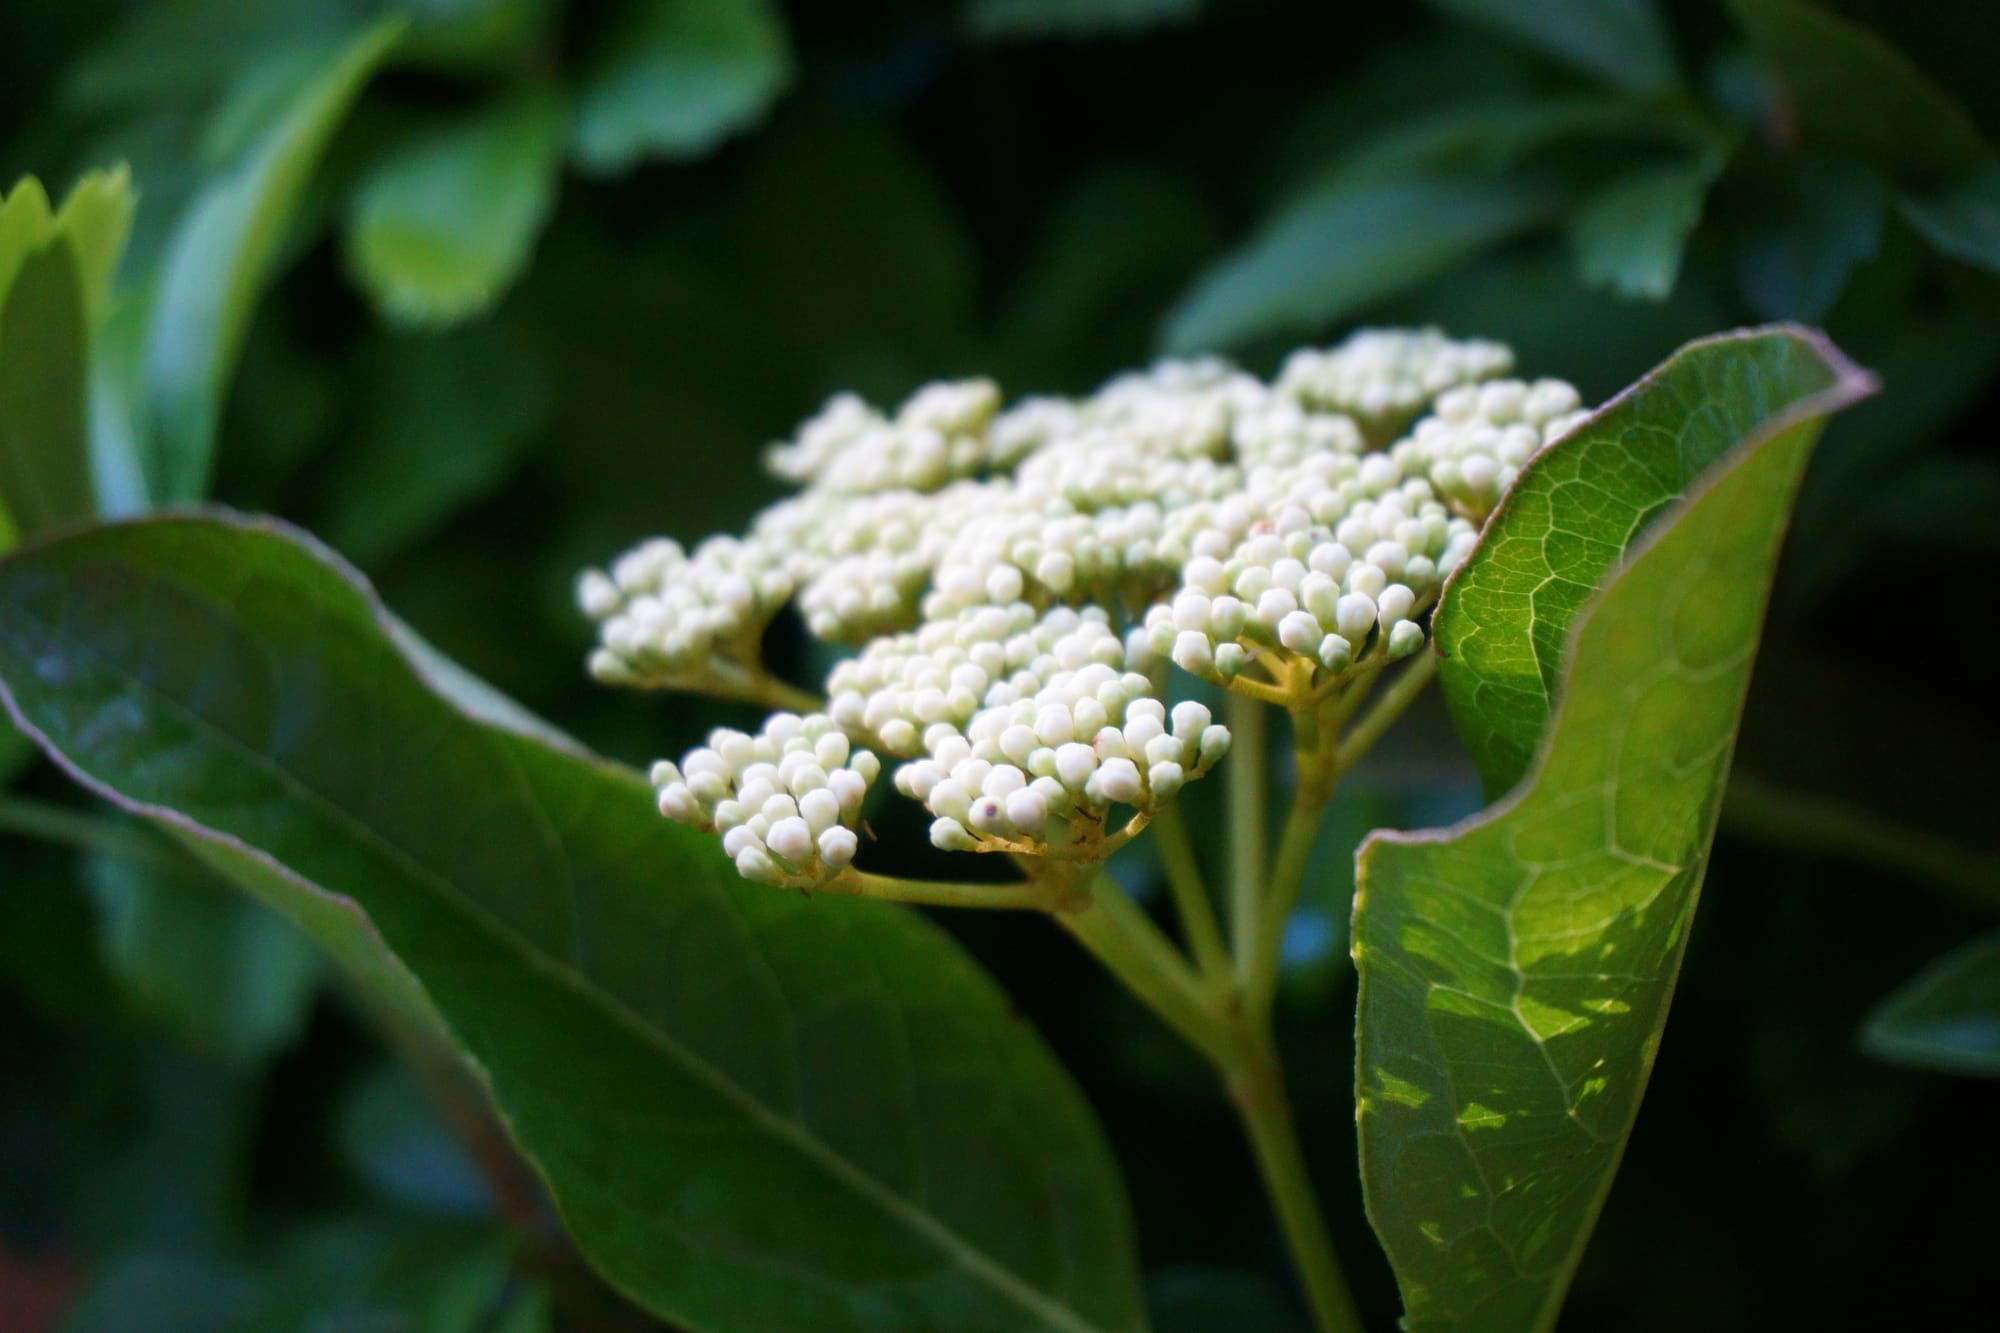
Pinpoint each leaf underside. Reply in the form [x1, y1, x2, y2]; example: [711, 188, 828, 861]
[1354, 328, 1875, 1332]
[0, 514, 1144, 1333]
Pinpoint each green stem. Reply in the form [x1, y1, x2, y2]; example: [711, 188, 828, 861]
[834, 869, 1053, 911]
[1245, 792, 1326, 1024]
[1228, 690, 1269, 979]
[1721, 770, 2000, 914]
[1056, 876, 1232, 1065]
[1151, 801, 1231, 981]
[1225, 1025, 1366, 1333]
[0, 793, 183, 869]
[1331, 652, 1437, 776]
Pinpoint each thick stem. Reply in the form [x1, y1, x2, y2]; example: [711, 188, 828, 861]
[1227, 691, 1270, 979]
[1225, 1025, 1366, 1333]
[1151, 801, 1232, 981]
[1056, 876, 1233, 1066]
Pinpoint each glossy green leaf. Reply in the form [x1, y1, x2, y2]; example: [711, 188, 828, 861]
[1354, 328, 1874, 1331]
[1437, 329, 1870, 795]
[1163, 175, 1556, 353]
[1861, 931, 2000, 1077]
[1568, 154, 1724, 300]
[84, 851, 322, 1064]
[570, 0, 790, 175]
[1729, 0, 1989, 182]
[142, 18, 404, 503]
[1899, 163, 2000, 274]
[0, 238, 93, 536]
[1428, 0, 1678, 93]
[0, 514, 1145, 1333]
[968, 0, 1200, 40]
[346, 92, 565, 328]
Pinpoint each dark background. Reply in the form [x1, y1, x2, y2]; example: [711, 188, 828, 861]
[3, 1, 1997, 1328]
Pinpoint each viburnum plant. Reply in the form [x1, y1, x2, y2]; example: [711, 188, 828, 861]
[0, 172, 1876, 1333]
[566, 328, 1863, 1332]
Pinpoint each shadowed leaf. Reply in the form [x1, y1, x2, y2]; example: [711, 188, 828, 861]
[0, 513, 1145, 1333]
[1862, 932, 2000, 1077]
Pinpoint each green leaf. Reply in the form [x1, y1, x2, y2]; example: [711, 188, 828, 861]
[0, 238, 94, 536]
[1163, 175, 1557, 353]
[142, 17, 404, 504]
[84, 850, 322, 1064]
[967, 0, 1200, 41]
[339, 1064, 494, 1216]
[570, 0, 791, 175]
[1435, 328, 1876, 797]
[1568, 153, 1725, 300]
[1899, 162, 2000, 273]
[1732, 155, 1886, 322]
[50, 165, 137, 321]
[1428, 0, 1679, 94]
[346, 92, 565, 328]
[0, 513, 1145, 1333]
[1861, 932, 2000, 1077]
[1729, 0, 1990, 182]
[317, 324, 551, 562]
[1354, 328, 1874, 1332]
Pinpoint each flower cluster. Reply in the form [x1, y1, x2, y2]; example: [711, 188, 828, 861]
[582, 327, 1588, 886]
[651, 713, 881, 887]
[1392, 378, 1589, 521]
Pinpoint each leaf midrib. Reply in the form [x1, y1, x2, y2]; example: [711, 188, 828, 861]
[2, 587, 1112, 1333]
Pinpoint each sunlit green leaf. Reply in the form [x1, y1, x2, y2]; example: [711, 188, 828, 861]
[1899, 163, 2000, 274]
[1163, 175, 1557, 353]
[142, 17, 404, 503]
[0, 513, 1146, 1333]
[1429, 0, 1678, 93]
[1435, 328, 1872, 797]
[1729, 0, 1989, 182]
[570, 0, 790, 175]
[1862, 931, 2000, 1077]
[1568, 153, 1725, 300]
[346, 92, 565, 328]
[48, 164, 136, 320]
[968, 0, 1200, 41]
[1354, 328, 1874, 1331]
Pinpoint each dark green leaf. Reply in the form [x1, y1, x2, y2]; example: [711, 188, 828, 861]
[1429, 0, 1679, 93]
[1729, 0, 1989, 182]
[0, 239, 93, 537]
[1568, 153, 1725, 300]
[0, 514, 1145, 1333]
[1899, 162, 2000, 273]
[346, 92, 565, 328]
[142, 18, 404, 503]
[1862, 932, 2000, 1077]
[968, 0, 1200, 41]
[570, 0, 790, 175]
[1436, 328, 1874, 795]
[84, 851, 322, 1064]
[339, 1064, 493, 1216]
[318, 325, 551, 562]
[1732, 156, 1886, 322]
[1163, 175, 1557, 353]
[61, 1252, 262, 1333]
[1355, 328, 1875, 1332]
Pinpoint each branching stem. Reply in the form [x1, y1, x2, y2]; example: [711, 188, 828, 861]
[1151, 800, 1232, 982]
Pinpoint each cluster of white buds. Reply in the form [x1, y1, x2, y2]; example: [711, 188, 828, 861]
[1391, 378, 1589, 521]
[884, 607, 1227, 857]
[578, 535, 791, 686]
[651, 713, 881, 887]
[1276, 328, 1514, 438]
[763, 379, 1005, 493]
[586, 327, 1588, 887]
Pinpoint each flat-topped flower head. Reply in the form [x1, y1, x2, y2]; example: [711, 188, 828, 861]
[582, 328, 1586, 886]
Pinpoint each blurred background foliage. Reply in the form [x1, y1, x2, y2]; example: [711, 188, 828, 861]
[2, 0, 1998, 1328]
